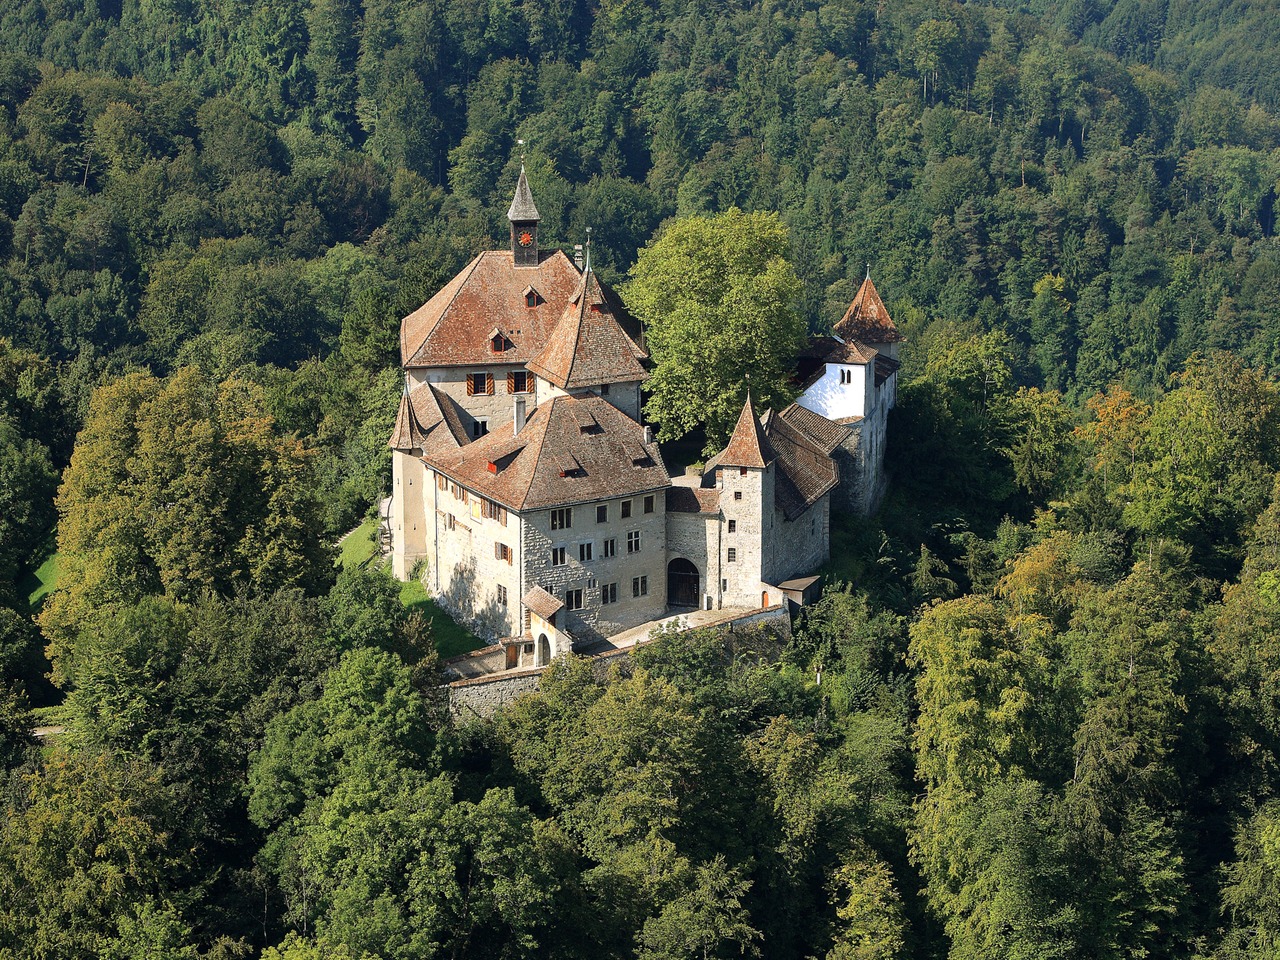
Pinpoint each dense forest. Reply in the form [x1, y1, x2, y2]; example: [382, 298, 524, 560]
[3, 0, 1280, 956]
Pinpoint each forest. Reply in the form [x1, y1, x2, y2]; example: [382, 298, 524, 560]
[2, 0, 1280, 956]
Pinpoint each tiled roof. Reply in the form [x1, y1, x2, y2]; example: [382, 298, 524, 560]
[717, 394, 776, 469]
[527, 271, 648, 389]
[874, 353, 900, 387]
[778, 403, 852, 454]
[507, 166, 541, 222]
[765, 412, 840, 520]
[666, 486, 721, 514]
[400, 250, 582, 368]
[834, 276, 903, 344]
[522, 585, 562, 620]
[428, 394, 669, 511]
[387, 383, 468, 454]
[798, 336, 876, 365]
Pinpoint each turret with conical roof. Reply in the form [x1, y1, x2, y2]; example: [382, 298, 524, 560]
[509, 166, 541, 267]
[834, 275, 902, 352]
[717, 393, 776, 469]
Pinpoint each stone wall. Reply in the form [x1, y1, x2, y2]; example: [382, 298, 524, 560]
[521, 491, 669, 642]
[665, 508, 723, 609]
[446, 604, 793, 720]
[432, 476, 523, 638]
[717, 465, 772, 608]
[764, 493, 830, 587]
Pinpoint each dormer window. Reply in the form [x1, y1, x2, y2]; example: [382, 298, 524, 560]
[523, 286, 540, 308]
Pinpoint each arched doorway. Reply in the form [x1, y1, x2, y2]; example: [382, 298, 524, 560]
[667, 558, 700, 608]
[536, 633, 550, 666]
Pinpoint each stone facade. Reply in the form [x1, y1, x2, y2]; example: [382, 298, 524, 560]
[388, 170, 895, 649]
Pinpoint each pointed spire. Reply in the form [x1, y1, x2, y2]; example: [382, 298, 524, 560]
[834, 274, 903, 345]
[507, 165, 541, 222]
[717, 392, 775, 469]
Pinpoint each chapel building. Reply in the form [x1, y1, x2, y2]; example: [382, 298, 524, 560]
[389, 170, 900, 662]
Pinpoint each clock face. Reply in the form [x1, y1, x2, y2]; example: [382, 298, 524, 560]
[518, 230, 534, 247]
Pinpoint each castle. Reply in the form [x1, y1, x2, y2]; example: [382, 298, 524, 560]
[388, 170, 899, 664]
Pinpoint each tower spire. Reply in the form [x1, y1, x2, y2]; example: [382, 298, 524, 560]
[508, 165, 541, 266]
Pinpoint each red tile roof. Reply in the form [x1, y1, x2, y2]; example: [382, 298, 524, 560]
[527, 271, 648, 390]
[666, 486, 721, 514]
[765, 412, 840, 520]
[717, 394, 776, 469]
[778, 403, 852, 454]
[428, 394, 669, 511]
[522, 585, 562, 620]
[388, 383, 468, 454]
[834, 276, 902, 344]
[400, 250, 583, 368]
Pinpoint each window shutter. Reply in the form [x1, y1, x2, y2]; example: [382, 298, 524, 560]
[507, 372, 515, 394]
[467, 375, 476, 396]
[485, 374, 494, 395]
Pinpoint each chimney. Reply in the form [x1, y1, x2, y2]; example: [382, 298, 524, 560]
[514, 398, 527, 435]
[643, 425, 654, 444]
[573, 244, 584, 271]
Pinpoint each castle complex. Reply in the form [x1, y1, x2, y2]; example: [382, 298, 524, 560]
[388, 170, 900, 664]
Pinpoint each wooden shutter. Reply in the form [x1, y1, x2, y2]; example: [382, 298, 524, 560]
[485, 373, 494, 395]
[507, 372, 516, 394]
[466, 374, 476, 396]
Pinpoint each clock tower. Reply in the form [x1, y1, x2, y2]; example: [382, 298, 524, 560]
[508, 165, 541, 267]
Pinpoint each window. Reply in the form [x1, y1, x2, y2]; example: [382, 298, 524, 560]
[603, 538, 616, 558]
[722, 578, 728, 591]
[632, 576, 648, 598]
[441, 512, 456, 531]
[621, 500, 632, 519]
[551, 546, 567, 566]
[466, 372, 493, 396]
[437, 474, 447, 491]
[551, 507, 572, 530]
[481, 499, 506, 524]
[643, 495, 654, 514]
[507, 370, 530, 394]
[596, 504, 608, 523]
[627, 531, 641, 554]
[728, 519, 737, 533]
[472, 419, 489, 438]
[600, 383, 610, 395]
[565, 588, 584, 611]
[727, 548, 737, 562]
[491, 333, 505, 353]
[495, 542, 512, 564]
[525, 291, 537, 308]
[579, 542, 593, 562]
[840, 368, 852, 384]
[496, 584, 508, 607]
[601, 582, 617, 604]
[734, 491, 743, 501]
[740, 467, 748, 477]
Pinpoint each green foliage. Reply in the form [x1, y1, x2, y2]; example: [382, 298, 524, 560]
[624, 209, 806, 452]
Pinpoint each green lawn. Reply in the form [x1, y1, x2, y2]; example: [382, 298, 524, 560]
[24, 550, 62, 612]
[338, 517, 381, 571]
[400, 578, 484, 659]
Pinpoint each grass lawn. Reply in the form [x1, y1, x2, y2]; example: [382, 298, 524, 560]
[400, 579, 485, 659]
[338, 517, 380, 571]
[23, 550, 62, 613]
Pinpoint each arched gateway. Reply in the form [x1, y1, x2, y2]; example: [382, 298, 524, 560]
[667, 558, 700, 608]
